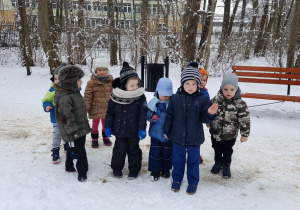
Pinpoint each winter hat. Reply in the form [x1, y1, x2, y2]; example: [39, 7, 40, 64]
[120, 61, 139, 90]
[199, 67, 208, 79]
[189, 61, 199, 68]
[220, 73, 239, 90]
[54, 62, 67, 75]
[59, 65, 85, 89]
[94, 58, 109, 71]
[156, 78, 173, 96]
[181, 66, 201, 86]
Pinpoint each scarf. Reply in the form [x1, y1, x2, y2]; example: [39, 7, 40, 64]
[93, 73, 108, 83]
[110, 87, 145, 104]
[147, 95, 170, 112]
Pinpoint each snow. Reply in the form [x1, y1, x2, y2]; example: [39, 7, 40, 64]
[0, 58, 300, 210]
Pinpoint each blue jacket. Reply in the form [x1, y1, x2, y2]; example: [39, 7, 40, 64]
[147, 100, 169, 142]
[42, 83, 57, 124]
[163, 88, 215, 146]
[201, 87, 210, 102]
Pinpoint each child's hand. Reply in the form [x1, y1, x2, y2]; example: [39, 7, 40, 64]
[240, 136, 248, 143]
[164, 134, 168, 139]
[206, 123, 210, 128]
[208, 103, 218, 114]
[46, 106, 52, 112]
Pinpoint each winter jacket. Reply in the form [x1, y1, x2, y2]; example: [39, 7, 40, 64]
[42, 82, 56, 123]
[209, 89, 250, 141]
[84, 74, 113, 119]
[163, 87, 215, 146]
[147, 96, 170, 142]
[201, 87, 210, 102]
[54, 84, 90, 142]
[105, 87, 147, 138]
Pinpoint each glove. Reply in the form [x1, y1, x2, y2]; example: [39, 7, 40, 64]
[149, 112, 160, 122]
[69, 131, 79, 140]
[105, 128, 112, 137]
[139, 130, 146, 140]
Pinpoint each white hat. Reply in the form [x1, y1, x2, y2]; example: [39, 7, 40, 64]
[94, 58, 109, 70]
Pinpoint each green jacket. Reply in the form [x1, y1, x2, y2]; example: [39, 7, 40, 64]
[209, 89, 250, 141]
[54, 84, 90, 142]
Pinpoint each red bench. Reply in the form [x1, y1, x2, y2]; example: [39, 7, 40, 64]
[232, 66, 300, 102]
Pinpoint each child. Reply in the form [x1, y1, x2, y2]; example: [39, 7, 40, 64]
[84, 58, 113, 148]
[105, 62, 147, 180]
[54, 65, 90, 182]
[163, 66, 218, 195]
[42, 62, 67, 164]
[199, 67, 210, 164]
[209, 73, 250, 179]
[147, 78, 173, 181]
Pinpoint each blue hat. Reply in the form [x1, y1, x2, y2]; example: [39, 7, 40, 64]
[156, 78, 173, 96]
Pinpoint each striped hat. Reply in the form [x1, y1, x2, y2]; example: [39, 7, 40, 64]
[181, 66, 201, 86]
[120, 62, 139, 90]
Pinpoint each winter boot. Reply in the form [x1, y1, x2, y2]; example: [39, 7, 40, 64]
[199, 155, 204, 164]
[171, 182, 181, 192]
[78, 173, 87, 182]
[102, 131, 112, 146]
[186, 185, 197, 195]
[51, 147, 60, 164]
[91, 133, 99, 148]
[65, 166, 76, 172]
[113, 170, 123, 178]
[150, 172, 161, 181]
[162, 170, 170, 178]
[222, 162, 231, 179]
[211, 160, 223, 174]
[128, 171, 139, 180]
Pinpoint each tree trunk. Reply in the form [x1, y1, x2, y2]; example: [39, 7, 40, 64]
[140, 0, 148, 57]
[154, 0, 160, 63]
[238, 0, 247, 37]
[181, 0, 201, 64]
[38, 0, 60, 74]
[254, 0, 269, 56]
[217, 0, 230, 58]
[78, 0, 86, 65]
[287, 0, 300, 68]
[108, 0, 118, 65]
[244, 0, 258, 59]
[228, 0, 240, 36]
[63, 0, 72, 64]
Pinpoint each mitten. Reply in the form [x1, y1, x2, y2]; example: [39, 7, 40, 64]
[105, 128, 112, 137]
[69, 131, 79, 140]
[139, 130, 146, 140]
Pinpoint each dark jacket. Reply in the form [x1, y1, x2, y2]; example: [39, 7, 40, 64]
[163, 87, 215, 146]
[54, 84, 90, 142]
[105, 88, 147, 138]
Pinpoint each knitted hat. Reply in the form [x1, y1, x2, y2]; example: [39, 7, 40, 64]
[120, 61, 139, 90]
[94, 58, 109, 71]
[54, 62, 67, 75]
[220, 73, 239, 90]
[59, 65, 85, 89]
[181, 66, 201, 86]
[189, 61, 199, 68]
[199, 68, 208, 78]
[156, 78, 173, 96]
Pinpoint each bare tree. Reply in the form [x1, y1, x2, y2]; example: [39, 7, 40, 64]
[238, 0, 247, 37]
[77, 0, 86, 65]
[107, 0, 118, 65]
[63, 0, 72, 64]
[38, 0, 60, 73]
[140, 0, 148, 57]
[287, 0, 300, 68]
[244, 0, 258, 59]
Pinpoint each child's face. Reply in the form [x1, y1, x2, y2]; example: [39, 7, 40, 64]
[96, 67, 108, 77]
[183, 80, 197, 94]
[126, 78, 139, 91]
[200, 75, 207, 89]
[222, 84, 237, 99]
[77, 79, 83, 89]
[159, 95, 171, 101]
[54, 74, 59, 84]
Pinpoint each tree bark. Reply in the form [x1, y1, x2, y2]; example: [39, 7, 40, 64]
[63, 0, 72, 64]
[287, 0, 300, 68]
[38, 0, 60, 74]
[244, 0, 258, 59]
[217, 0, 230, 58]
[108, 0, 118, 65]
[238, 0, 247, 37]
[140, 0, 148, 57]
[78, 0, 86, 65]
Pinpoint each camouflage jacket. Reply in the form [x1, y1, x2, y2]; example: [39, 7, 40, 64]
[209, 89, 250, 141]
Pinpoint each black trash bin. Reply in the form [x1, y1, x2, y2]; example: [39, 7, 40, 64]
[145, 64, 165, 92]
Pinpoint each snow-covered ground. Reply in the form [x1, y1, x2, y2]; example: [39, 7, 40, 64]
[0, 58, 299, 210]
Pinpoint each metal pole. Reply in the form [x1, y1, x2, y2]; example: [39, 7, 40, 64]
[165, 56, 169, 78]
[141, 55, 145, 87]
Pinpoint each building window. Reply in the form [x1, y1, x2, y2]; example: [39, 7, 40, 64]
[83, 4, 92, 11]
[94, 4, 101, 11]
[32, 1, 38, 8]
[25, 0, 30, 7]
[134, 5, 141, 13]
[73, 1, 79, 10]
[123, 4, 131, 13]
[152, 5, 157, 14]
[11, 0, 17, 7]
[52, 2, 57, 9]
[103, 5, 108, 12]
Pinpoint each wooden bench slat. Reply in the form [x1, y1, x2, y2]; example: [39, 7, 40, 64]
[238, 78, 300, 85]
[235, 72, 300, 79]
[232, 65, 300, 73]
[241, 93, 300, 102]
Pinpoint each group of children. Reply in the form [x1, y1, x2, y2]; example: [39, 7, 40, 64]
[42, 59, 251, 194]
